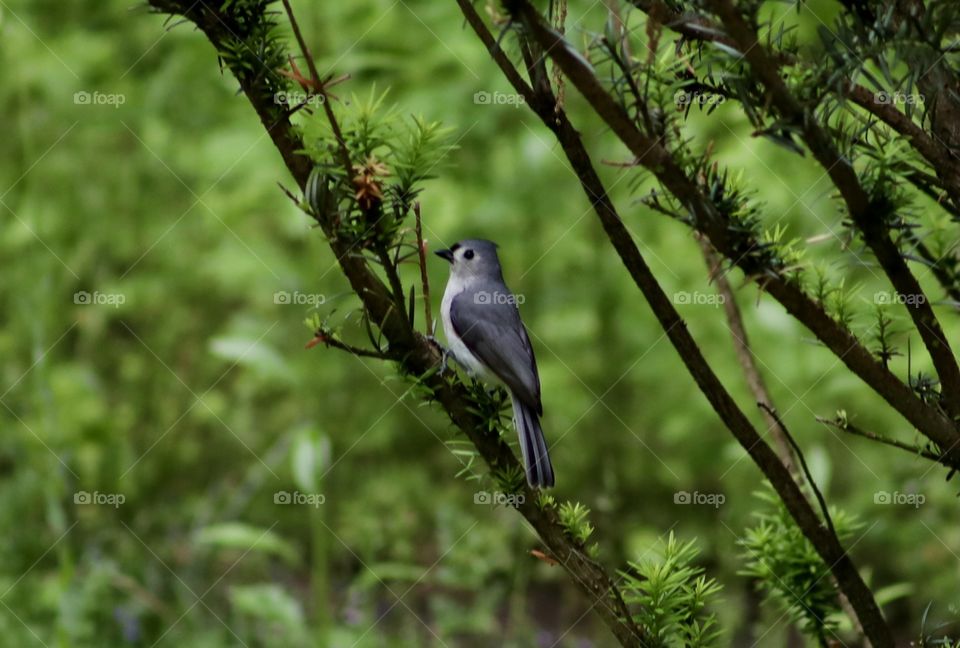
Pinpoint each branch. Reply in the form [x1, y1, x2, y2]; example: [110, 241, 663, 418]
[818, 415, 960, 473]
[845, 83, 960, 206]
[281, 1, 410, 327]
[836, 0, 960, 162]
[461, 2, 893, 644]
[699, 239, 801, 481]
[758, 404, 834, 537]
[631, 0, 960, 208]
[414, 203, 434, 333]
[706, 239, 874, 637]
[280, 0, 352, 178]
[496, 0, 960, 461]
[902, 229, 960, 309]
[144, 2, 643, 645]
[306, 332, 393, 360]
[630, 0, 740, 50]
[758, 403, 873, 643]
[703, 237, 881, 638]
[708, 0, 960, 424]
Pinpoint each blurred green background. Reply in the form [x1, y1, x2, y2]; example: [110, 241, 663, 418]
[2, 0, 959, 646]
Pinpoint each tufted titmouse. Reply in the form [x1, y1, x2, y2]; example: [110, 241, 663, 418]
[435, 239, 555, 488]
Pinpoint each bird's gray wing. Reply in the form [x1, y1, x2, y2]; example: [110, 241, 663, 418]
[450, 288, 542, 414]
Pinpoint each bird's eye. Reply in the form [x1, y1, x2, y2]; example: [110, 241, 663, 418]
[463, 249, 475, 260]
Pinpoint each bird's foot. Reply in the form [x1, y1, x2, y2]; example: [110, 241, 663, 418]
[426, 335, 451, 376]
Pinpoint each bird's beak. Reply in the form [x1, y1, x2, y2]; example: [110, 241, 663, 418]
[435, 249, 454, 263]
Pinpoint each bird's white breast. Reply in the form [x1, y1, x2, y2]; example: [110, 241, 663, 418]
[440, 277, 492, 379]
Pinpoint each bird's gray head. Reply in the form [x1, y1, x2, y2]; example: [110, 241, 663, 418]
[435, 239, 503, 282]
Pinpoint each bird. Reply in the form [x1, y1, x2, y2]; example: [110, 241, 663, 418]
[435, 239, 555, 488]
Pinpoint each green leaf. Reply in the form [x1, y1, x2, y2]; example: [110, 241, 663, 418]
[209, 335, 289, 379]
[195, 523, 300, 566]
[229, 583, 305, 628]
[290, 426, 329, 493]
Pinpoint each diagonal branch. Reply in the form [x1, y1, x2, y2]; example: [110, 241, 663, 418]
[460, 2, 893, 645]
[632, 0, 960, 206]
[632, 0, 960, 311]
[699, 240, 801, 481]
[497, 0, 960, 459]
[708, 0, 960, 424]
[845, 83, 960, 205]
[143, 1, 644, 645]
[902, 229, 960, 309]
[836, 0, 960, 161]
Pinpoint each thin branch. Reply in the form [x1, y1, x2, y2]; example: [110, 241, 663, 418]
[280, 0, 353, 178]
[759, 404, 835, 538]
[758, 403, 873, 644]
[307, 332, 393, 359]
[375, 241, 411, 329]
[705, 238, 875, 638]
[283, 0, 409, 327]
[903, 172, 960, 221]
[414, 203, 434, 333]
[818, 415, 960, 472]
[699, 239, 801, 482]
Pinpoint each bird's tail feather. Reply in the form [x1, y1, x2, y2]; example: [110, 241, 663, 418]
[511, 393, 555, 488]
